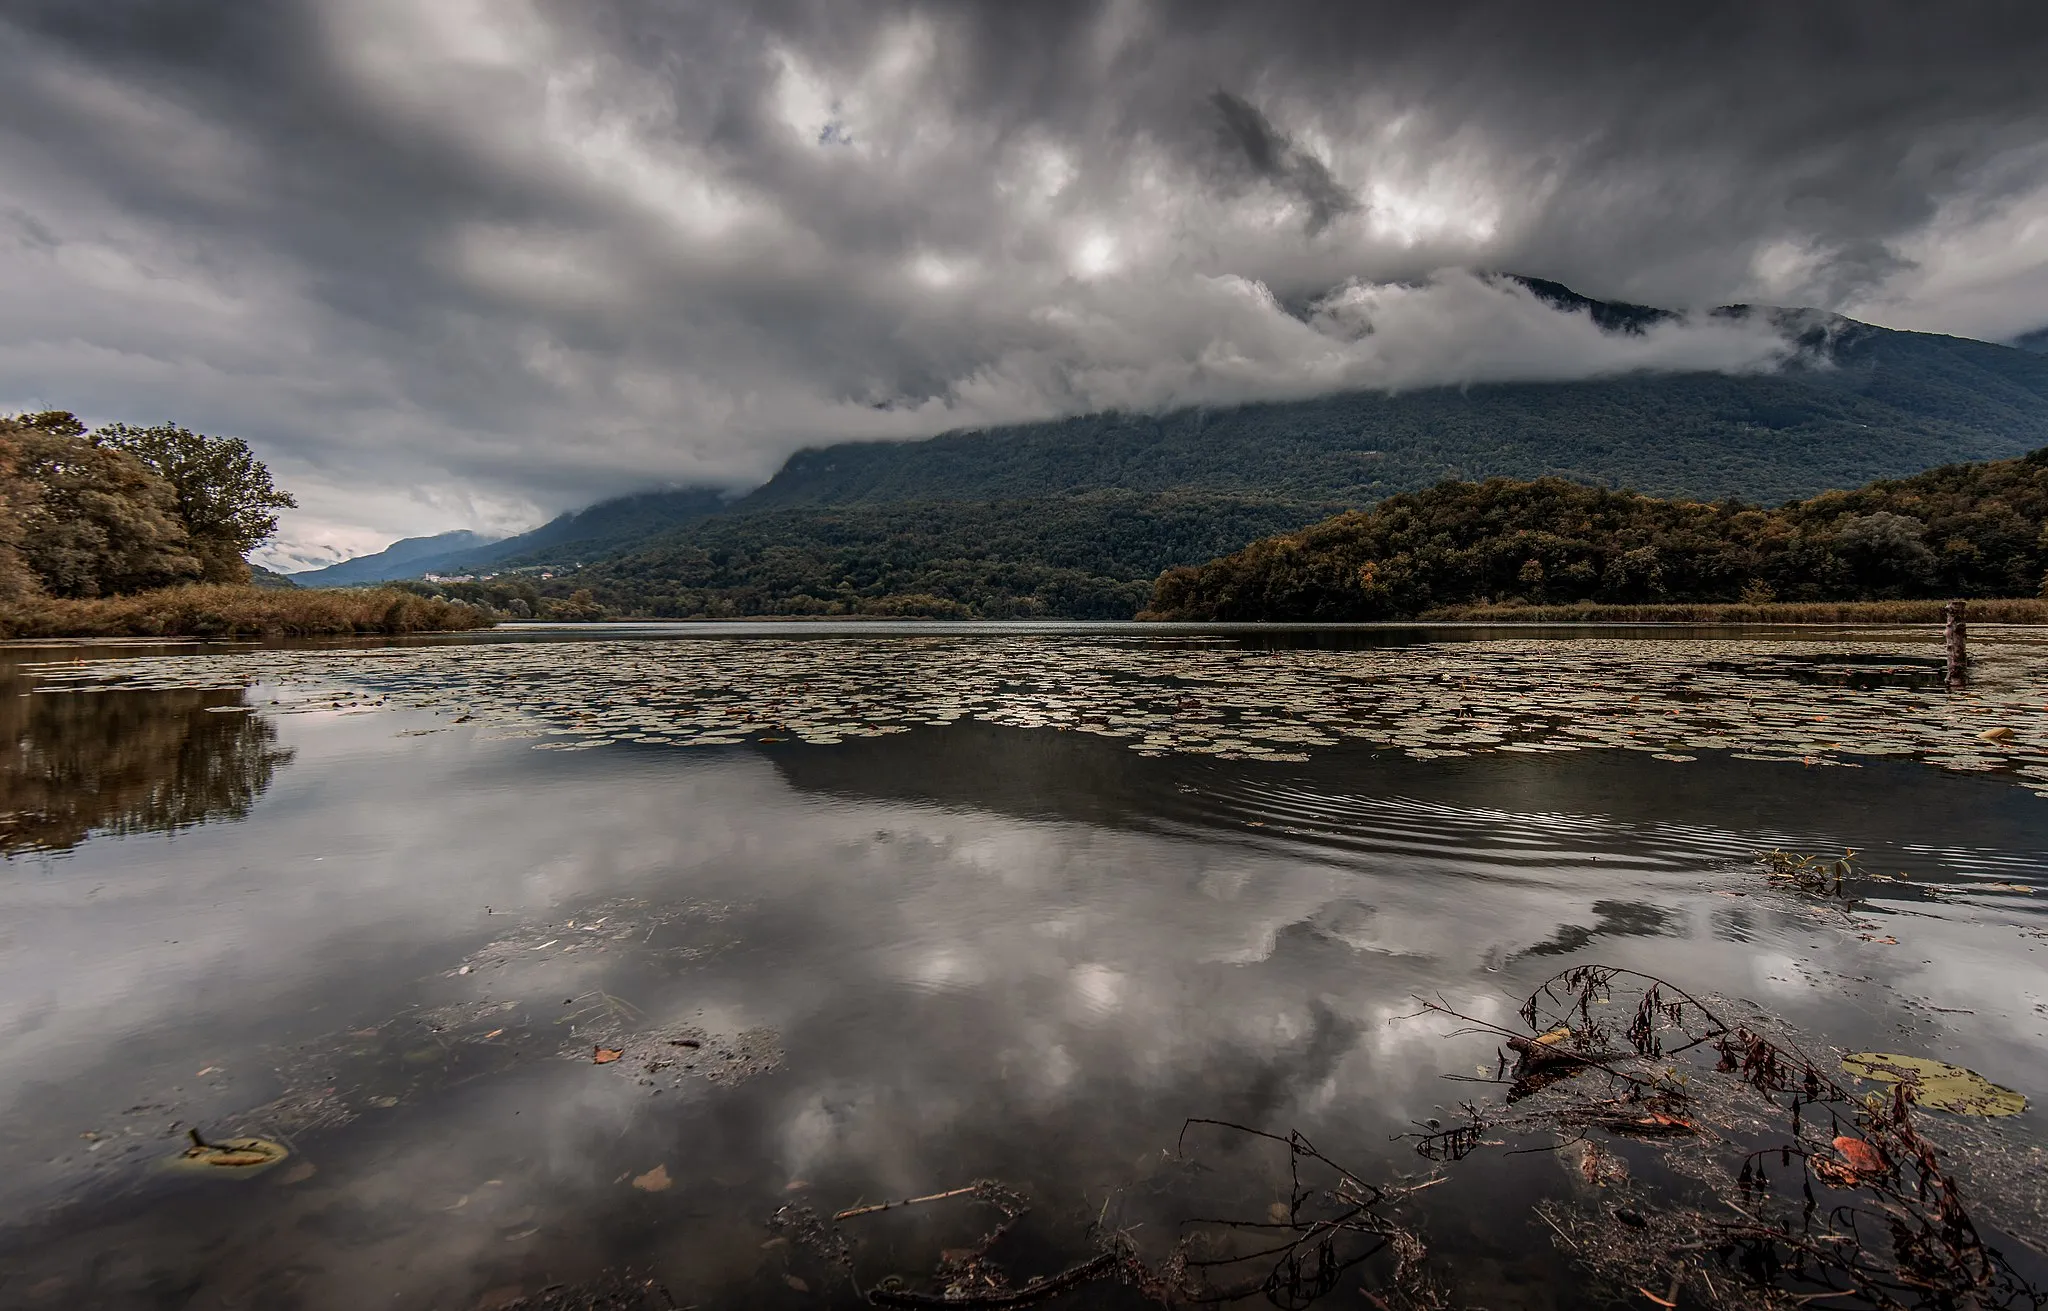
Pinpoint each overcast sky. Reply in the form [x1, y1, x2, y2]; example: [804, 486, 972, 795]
[4, 1, 2047, 568]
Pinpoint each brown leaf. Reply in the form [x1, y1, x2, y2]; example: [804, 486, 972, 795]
[593, 1046, 624, 1064]
[1834, 1135, 1884, 1176]
[630, 1163, 671, 1192]
[783, 1274, 810, 1293]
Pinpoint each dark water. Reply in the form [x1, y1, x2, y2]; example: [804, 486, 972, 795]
[1, 625, 2045, 1310]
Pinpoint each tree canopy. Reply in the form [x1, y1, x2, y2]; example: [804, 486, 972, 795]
[96, 422, 296, 582]
[1143, 448, 2048, 621]
[0, 411, 293, 600]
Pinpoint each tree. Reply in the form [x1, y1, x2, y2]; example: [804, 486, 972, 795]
[0, 420, 40, 603]
[95, 422, 296, 583]
[6, 413, 201, 597]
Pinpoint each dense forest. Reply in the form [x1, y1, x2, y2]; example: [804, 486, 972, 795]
[740, 321, 2048, 512]
[405, 492, 1337, 619]
[1144, 447, 2048, 621]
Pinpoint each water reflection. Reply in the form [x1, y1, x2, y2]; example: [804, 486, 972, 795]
[0, 635, 2044, 1310]
[0, 683, 293, 855]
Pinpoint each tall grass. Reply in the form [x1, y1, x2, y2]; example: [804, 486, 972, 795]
[0, 584, 496, 639]
[1420, 598, 2048, 624]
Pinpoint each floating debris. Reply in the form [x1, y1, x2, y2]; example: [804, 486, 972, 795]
[1403, 965, 2045, 1310]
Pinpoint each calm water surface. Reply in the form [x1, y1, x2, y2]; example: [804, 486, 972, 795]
[1, 623, 2044, 1309]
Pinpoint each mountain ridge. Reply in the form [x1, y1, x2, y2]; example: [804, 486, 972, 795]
[289, 530, 502, 585]
[300, 282, 2048, 619]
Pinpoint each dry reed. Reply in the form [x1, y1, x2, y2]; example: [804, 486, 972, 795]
[0, 584, 495, 639]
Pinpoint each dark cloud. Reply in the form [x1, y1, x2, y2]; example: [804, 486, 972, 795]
[1209, 91, 1360, 235]
[1, 0, 2044, 564]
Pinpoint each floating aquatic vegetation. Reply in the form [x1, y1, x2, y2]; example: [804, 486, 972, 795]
[27, 629, 2048, 796]
[166, 1129, 287, 1175]
[1841, 1053, 2030, 1118]
[1758, 848, 1859, 898]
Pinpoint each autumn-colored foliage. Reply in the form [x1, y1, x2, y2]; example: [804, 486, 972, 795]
[1145, 449, 2048, 621]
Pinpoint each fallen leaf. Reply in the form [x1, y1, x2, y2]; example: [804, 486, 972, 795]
[1841, 1052, 2028, 1116]
[631, 1164, 671, 1192]
[1834, 1136, 1884, 1176]
[482, 1028, 504, 1040]
[784, 1275, 810, 1293]
[1267, 1201, 1292, 1222]
[1978, 726, 2015, 742]
[593, 1047, 624, 1064]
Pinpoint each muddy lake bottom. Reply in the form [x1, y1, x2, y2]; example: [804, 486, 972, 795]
[1, 622, 2045, 1309]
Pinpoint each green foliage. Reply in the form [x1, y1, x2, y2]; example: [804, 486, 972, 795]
[5, 413, 202, 598]
[1144, 448, 2048, 620]
[530, 492, 1334, 620]
[0, 422, 39, 603]
[742, 325, 2048, 511]
[95, 421, 296, 582]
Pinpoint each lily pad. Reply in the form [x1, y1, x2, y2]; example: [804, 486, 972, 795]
[168, 1132, 289, 1174]
[1841, 1052, 2028, 1117]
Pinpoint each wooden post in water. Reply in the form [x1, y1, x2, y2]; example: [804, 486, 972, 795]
[1944, 599, 1968, 689]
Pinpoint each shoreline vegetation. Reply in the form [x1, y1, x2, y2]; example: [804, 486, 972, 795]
[1142, 449, 2048, 622]
[1417, 597, 2048, 624]
[0, 584, 495, 640]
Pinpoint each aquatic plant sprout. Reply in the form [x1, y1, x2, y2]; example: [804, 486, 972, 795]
[26, 629, 2048, 796]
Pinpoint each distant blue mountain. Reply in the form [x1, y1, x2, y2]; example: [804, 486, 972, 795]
[2016, 325, 2048, 354]
[289, 530, 502, 585]
[290, 487, 736, 586]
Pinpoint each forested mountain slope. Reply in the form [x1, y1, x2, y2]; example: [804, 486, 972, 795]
[325, 285, 2048, 619]
[1145, 447, 2048, 621]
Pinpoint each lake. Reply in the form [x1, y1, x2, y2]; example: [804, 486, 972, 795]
[1, 622, 2044, 1310]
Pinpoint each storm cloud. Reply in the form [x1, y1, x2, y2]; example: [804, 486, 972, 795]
[2, 0, 2045, 565]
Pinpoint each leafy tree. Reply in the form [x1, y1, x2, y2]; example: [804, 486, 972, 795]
[6, 412, 200, 598]
[95, 422, 296, 583]
[0, 420, 40, 602]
